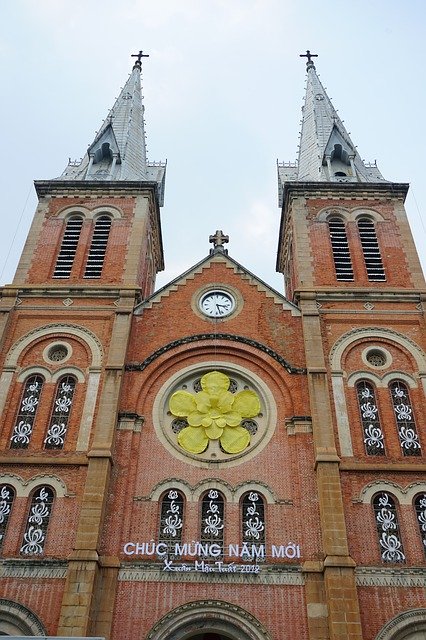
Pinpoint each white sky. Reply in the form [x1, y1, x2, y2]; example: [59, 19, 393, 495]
[1, 1, 425, 294]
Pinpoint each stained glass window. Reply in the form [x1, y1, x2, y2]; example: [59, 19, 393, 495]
[389, 381, 421, 456]
[242, 492, 265, 561]
[10, 375, 44, 449]
[200, 490, 224, 559]
[373, 492, 405, 563]
[44, 376, 76, 449]
[414, 494, 426, 558]
[20, 486, 55, 556]
[0, 485, 15, 552]
[158, 489, 184, 558]
[356, 381, 385, 455]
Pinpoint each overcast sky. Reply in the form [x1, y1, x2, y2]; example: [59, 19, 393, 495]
[1, 1, 425, 293]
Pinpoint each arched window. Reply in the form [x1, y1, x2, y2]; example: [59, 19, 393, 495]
[414, 494, 426, 558]
[53, 215, 83, 278]
[389, 381, 421, 456]
[373, 492, 405, 563]
[356, 380, 385, 455]
[200, 489, 224, 559]
[241, 491, 265, 561]
[44, 375, 77, 450]
[84, 215, 112, 278]
[0, 485, 15, 552]
[10, 375, 44, 449]
[357, 217, 385, 281]
[158, 489, 184, 558]
[20, 486, 54, 556]
[328, 217, 354, 281]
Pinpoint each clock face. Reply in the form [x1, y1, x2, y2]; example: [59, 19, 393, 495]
[199, 290, 235, 318]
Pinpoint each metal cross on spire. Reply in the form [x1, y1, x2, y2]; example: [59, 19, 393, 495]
[300, 50, 318, 67]
[131, 50, 149, 70]
[209, 230, 229, 253]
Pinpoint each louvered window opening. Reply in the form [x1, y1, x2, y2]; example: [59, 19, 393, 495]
[328, 218, 354, 281]
[357, 218, 386, 281]
[53, 216, 83, 278]
[44, 376, 76, 450]
[10, 375, 44, 449]
[158, 489, 184, 559]
[20, 486, 54, 556]
[84, 216, 112, 278]
[373, 492, 405, 563]
[0, 485, 15, 551]
[414, 494, 426, 558]
[389, 381, 421, 456]
[356, 381, 385, 456]
[200, 489, 224, 559]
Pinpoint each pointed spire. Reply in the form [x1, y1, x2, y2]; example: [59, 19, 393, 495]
[58, 53, 166, 203]
[278, 52, 387, 202]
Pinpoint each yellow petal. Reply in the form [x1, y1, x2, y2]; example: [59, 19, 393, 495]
[232, 390, 260, 418]
[195, 391, 212, 413]
[224, 411, 241, 427]
[178, 426, 209, 453]
[216, 417, 227, 429]
[187, 411, 205, 427]
[204, 422, 223, 439]
[169, 391, 197, 417]
[220, 426, 251, 453]
[201, 416, 213, 428]
[201, 371, 230, 395]
[217, 391, 234, 413]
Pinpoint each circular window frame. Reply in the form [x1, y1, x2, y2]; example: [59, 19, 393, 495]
[362, 346, 392, 370]
[192, 284, 243, 321]
[152, 362, 277, 469]
[43, 341, 72, 365]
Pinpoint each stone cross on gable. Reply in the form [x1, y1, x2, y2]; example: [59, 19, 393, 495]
[209, 230, 229, 252]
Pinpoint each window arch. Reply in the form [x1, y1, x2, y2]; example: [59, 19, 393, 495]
[328, 217, 354, 281]
[241, 491, 265, 559]
[373, 492, 405, 563]
[158, 489, 184, 557]
[44, 375, 77, 449]
[200, 489, 224, 558]
[357, 217, 385, 281]
[20, 486, 54, 556]
[10, 375, 44, 449]
[389, 380, 421, 456]
[84, 215, 112, 278]
[0, 485, 15, 552]
[356, 380, 385, 455]
[414, 494, 426, 558]
[53, 215, 83, 278]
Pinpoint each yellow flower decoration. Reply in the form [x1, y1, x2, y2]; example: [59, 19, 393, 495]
[169, 371, 261, 455]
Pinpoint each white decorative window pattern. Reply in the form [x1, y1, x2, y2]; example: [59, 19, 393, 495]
[356, 381, 385, 455]
[328, 217, 354, 281]
[242, 492, 265, 559]
[10, 375, 44, 449]
[389, 381, 421, 456]
[53, 215, 84, 278]
[373, 492, 405, 563]
[0, 485, 15, 551]
[20, 486, 54, 556]
[201, 490, 224, 559]
[158, 489, 184, 557]
[357, 217, 386, 281]
[44, 376, 76, 449]
[414, 494, 426, 558]
[84, 215, 112, 278]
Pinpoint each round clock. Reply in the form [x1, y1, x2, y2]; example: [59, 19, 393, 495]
[199, 290, 235, 318]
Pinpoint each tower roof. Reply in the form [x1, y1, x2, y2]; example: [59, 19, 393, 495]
[278, 53, 387, 206]
[58, 54, 166, 204]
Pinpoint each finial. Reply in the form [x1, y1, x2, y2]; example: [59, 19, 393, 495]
[131, 50, 149, 71]
[209, 230, 229, 254]
[300, 49, 318, 69]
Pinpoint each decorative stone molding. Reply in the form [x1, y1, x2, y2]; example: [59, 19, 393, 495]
[0, 560, 68, 579]
[357, 481, 426, 505]
[285, 415, 313, 435]
[0, 598, 46, 636]
[374, 608, 426, 640]
[54, 203, 123, 219]
[146, 478, 279, 504]
[0, 473, 68, 497]
[347, 370, 418, 388]
[117, 412, 144, 432]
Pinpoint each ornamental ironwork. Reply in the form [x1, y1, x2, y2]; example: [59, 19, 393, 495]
[389, 381, 421, 456]
[20, 486, 54, 556]
[357, 381, 385, 455]
[201, 490, 224, 558]
[10, 375, 44, 449]
[0, 485, 15, 551]
[158, 489, 184, 557]
[414, 494, 426, 558]
[242, 492, 265, 560]
[373, 492, 405, 563]
[44, 376, 76, 449]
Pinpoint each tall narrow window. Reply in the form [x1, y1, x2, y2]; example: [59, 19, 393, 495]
[20, 486, 54, 556]
[357, 217, 385, 281]
[373, 492, 405, 563]
[158, 489, 184, 558]
[242, 491, 265, 561]
[10, 375, 44, 449]
[356, 381, 385, 455]
[200, 489, 224, 559]
[44, 376, 76, 450]
[389, 381, 421, 456]
[0, 485, 15, 552]
[84, 215, 112, 278]
[328, 217, 354, 280]
[414, 494, 426, 558]
[53, 215, 83, 278]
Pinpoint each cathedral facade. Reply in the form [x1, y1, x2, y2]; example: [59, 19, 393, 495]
[0, 53, 425, 640]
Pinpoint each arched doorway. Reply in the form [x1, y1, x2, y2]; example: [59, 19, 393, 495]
[0, 599, 46, 636]
[375, 608, 426, 639]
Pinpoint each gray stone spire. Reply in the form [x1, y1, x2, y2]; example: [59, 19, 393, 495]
[278, 55, 387, 205]
[58, 56, 166, 204]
